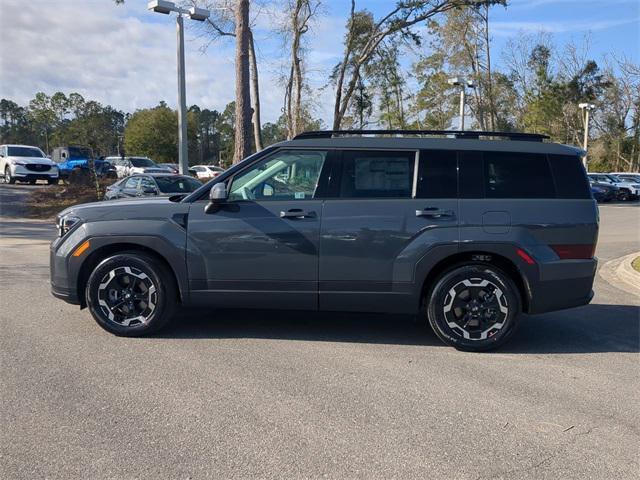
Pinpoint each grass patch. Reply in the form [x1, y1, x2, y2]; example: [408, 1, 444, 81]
[632, 256, 640, 273]
[27, 180, 110, 219]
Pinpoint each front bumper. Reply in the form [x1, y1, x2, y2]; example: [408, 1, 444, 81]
[527, 258, 597, 314]
[13, 165, 58, 180]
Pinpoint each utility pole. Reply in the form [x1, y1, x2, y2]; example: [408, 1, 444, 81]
[448, 77, 476, 131]
[148, 1, 210, 174]
[579, 103, 595, 170]
[176, 14, 187, 175]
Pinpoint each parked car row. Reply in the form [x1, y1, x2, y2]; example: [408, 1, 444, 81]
[588, 173, 640, 202]
[104, 173, 203, 200]
[0, 143, 228, 187]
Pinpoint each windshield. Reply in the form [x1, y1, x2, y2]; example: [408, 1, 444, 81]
[155, 176, 202, 193]
[68, 147, 93, 159]
[130, 157, 156, 167]
[606, 175, 623, 182]
[7, 146, 44, 158]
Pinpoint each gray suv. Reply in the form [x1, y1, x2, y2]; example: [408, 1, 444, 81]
[50, 130, 598, 351]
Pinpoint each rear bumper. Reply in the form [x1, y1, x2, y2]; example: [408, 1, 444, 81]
[527, 258, 597, 314]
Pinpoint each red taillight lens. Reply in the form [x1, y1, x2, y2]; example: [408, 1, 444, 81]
[550, 244, 595, 260]
[516, 248, 535, 265]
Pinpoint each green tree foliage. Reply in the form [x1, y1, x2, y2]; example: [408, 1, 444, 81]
[124, 103, 198, 164]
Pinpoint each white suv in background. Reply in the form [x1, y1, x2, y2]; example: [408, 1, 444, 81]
[105, 156, 171, 178]
[0, 144, 59, 184]
[189, 165, 225, 180]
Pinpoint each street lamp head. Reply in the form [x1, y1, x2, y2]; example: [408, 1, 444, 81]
[189, 6, 210, 21]
[578, 103, 595, 110]
[448, 77, 462, 86]
[466, 80, 476, 88]
[148, 0, 176, 14]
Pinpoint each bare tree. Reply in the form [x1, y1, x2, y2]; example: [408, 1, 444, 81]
[282, 0, 321, 139]
[233, 0, 252, 163]
[332, 1, 495, 130]
[193, 1, 263, 153]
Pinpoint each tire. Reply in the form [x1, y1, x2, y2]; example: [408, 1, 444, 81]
[85, 252, 177, 336]
[5, 167, 15, 184]
[48, 178, 58, 185]
[618, 190, 630, 201]
[29, 179, 37, 185]
[425, 263, 521, 352]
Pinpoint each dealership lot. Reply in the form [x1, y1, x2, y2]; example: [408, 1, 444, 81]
[0, 184, 638, 479]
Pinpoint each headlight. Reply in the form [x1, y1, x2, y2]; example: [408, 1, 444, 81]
[56, 214, 81, 237]
[11, 160, 26, 166]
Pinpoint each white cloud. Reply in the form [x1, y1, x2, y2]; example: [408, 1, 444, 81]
[0, 0, 285, 122]
[490, 17, 638, 37]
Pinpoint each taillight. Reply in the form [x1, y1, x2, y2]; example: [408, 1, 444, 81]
[550, 244, 595, 260]
[516, 248, 535, 265]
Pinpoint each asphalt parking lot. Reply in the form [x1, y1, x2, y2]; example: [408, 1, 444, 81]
[1, 183, 638, 479]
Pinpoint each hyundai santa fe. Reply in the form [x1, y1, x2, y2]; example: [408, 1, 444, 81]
[50, 130, 599, 351]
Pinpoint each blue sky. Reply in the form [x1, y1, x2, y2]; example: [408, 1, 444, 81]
[1, 0, 638, 125]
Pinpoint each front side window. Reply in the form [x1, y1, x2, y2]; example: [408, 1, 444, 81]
[339, 150, 415, 198]
[229, 150, 327, 201]
[68, 147, 92, 159]
[139, 176, 156, 191]
[131, 157, 156, 168]
[124, 177, 140, 189]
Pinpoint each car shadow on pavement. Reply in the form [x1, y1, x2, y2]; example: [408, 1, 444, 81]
[158, 303, 639, 354]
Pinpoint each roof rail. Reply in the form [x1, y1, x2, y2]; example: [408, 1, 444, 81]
[293, 129, 549, 142]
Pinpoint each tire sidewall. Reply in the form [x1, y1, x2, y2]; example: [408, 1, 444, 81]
[86, 253, 174, 336]
[426, 264, 520, 352]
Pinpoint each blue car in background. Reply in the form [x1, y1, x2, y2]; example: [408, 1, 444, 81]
[51, 146, 108, 180]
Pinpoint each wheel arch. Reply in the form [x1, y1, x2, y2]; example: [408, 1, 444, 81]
[418, 250, 532, 314]
[76, 242, 184, 308]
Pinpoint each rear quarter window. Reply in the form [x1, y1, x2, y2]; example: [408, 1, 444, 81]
[484, 152, 555, 198]
[548, 154, 591, 199]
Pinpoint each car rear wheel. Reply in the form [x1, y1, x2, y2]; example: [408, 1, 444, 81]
[85, 252, 176, 336]
[48, 179, 58, 185]
[425, 263, 520, 352]
[5, 167, 15, 184]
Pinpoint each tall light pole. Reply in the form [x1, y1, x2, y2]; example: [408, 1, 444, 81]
[579, 103, 595, 170]
[148, 1, 210, 175]
[448, 77, 475, 131]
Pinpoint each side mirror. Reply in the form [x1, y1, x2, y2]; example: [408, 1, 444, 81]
[205, 183, 228, 214]
[143, 187, 157, 195]
[210, 182, 228, 201]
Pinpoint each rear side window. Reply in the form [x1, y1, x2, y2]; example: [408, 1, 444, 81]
[417, 150, 458, 198]
[458, 151, 483, 198]
[548, 154, 591, 199]
[339, 150, 415, 198]
[484, 152, 554, 198]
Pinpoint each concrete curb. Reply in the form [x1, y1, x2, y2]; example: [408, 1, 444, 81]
[599, 252, 640, 298]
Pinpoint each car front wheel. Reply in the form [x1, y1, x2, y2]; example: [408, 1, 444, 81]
[5, 166, 15, 184]
[85, 252, 176, 336]
[425, 264, 521, 352]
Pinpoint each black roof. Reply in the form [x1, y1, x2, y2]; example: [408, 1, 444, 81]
[281, 130, 582, 156]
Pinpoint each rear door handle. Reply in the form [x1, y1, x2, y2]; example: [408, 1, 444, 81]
[280, 209, 316, 219]
[416, 207, 455, 218]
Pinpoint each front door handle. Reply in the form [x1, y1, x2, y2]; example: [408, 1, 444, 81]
[416, 207, 455, 218]
[280, 209, 316, 219]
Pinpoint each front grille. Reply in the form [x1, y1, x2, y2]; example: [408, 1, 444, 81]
[25, 164, 51, 172]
